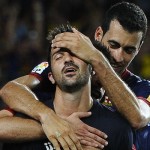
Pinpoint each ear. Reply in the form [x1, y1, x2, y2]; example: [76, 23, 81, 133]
[48, 72, 55, 84]
[94, 26, 103, 41]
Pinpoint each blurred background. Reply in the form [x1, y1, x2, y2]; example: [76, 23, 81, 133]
[0, 0, 150, 88]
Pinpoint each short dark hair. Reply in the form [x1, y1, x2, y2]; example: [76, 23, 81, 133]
[102, 2, 147, 43]
[46, 24, 73, 68]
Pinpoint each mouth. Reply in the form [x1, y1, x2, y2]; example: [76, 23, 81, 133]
[63, 67, 77, 76]
[111, 64, 123, 72]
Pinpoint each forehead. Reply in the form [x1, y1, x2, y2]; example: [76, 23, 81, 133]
[103, 20, 143, 48]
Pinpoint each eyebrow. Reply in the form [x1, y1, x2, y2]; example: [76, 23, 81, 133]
[108, 40, 120, 46]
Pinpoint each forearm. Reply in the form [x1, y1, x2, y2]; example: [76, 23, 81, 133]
[0, 117, 45, 142]
[0, 80, 56, 123]
[91, 50, 149, 128]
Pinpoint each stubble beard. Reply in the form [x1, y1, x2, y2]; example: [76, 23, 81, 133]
[56, 72, 90, 93]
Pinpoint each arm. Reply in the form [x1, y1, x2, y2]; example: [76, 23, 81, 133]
[0, 116, 45, 142]
[0, 75, 107, 149]
[0, 75, 82, 149]
[52, 29, 150, 129]
[0, 116, 101, 150]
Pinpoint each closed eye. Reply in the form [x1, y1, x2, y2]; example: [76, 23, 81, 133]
[54, 53, 63, 60]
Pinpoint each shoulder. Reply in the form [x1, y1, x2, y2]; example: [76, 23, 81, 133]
[29, 62, 50, 81]
[122, 70, 150, 100]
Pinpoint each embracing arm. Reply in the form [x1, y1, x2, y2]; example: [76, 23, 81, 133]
[0, 116, 45, 142]
[0, 75, 82, 149]
[52, 28, 150, 129]
[0, 75, 63, 126]
[0, 116, 101, 150]
[0, 75, 107, 149]
[91, 51, 150, 128]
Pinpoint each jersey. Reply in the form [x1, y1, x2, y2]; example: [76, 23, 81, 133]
[30, 62, 150, 150]
[25, 62, 150, 150]
[122, 70, 150, 150]
[102, 69, 150, 150]
[3, 100, 133, 150]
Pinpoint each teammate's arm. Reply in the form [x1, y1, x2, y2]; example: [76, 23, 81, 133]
[0, 74, 108, 149]
[52, 29, 150, 129]
[0, 116, 45, 142]
[0, 75, 83, 150]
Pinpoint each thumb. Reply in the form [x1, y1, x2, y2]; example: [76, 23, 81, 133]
[75, 111, 92, 119]
[72, 27, 79, 33]
[73, 27, 86, 38]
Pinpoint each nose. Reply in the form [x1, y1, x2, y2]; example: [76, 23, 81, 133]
[111, 48, 124, 62]
[64, 52, 74, 63]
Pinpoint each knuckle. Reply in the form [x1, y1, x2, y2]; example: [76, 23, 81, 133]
[48, 135, 55, 139]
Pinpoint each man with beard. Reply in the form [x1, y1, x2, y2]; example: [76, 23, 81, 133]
[1, 2, 150, 150]
[0, 25, 133, 150]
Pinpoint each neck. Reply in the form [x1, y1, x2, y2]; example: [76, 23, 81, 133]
[53, 83, 93, 118]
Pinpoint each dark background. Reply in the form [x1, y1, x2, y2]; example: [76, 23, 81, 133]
[0, 0, 150, 89]
[0, 0, 150, 148]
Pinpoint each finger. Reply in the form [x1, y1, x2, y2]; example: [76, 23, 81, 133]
[72, 28, 80, 34]
[51, 41, 75, 49]
[82, 145, 104, 150]
[57, 136, 70, 150]
[69, 133, 82, 150]
[48, 137, 61, 150]
[54, 32, 77, 40]
[80, 139, 105, 149]
[85, 131, 108, 147]
[86, 125, 108, 139]
[79, 136, 99, 148]
[72, 28, 87, 39]
[62, 135, 77, 150]
[74, 111, 92, 118]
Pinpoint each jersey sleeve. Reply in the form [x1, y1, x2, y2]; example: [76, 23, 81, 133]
[30, 62, 49, 81]
[133, 80, 150, 106]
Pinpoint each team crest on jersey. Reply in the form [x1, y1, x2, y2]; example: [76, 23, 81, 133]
[31, 62, 49, 74]
[102, 96, 113, 107]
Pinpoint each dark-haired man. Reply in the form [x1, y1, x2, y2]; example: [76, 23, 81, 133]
[1, 25, 133, 150]
[1, 2, 150, 150]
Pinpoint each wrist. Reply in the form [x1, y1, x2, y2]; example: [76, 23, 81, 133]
[38, 107, 56, 124]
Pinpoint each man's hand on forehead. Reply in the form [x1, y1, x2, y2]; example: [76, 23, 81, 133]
[51, 28, 98, 64]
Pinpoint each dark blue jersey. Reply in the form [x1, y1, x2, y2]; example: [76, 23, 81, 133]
[122, 70, 150, 150]
[122, 70, 150, 103]
[102, 69, 150, 150]
[3, 100, 133, 150]
[26, 63, 150, 150]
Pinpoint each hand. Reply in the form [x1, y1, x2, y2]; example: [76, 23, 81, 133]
[0, 109, 14, 118]
[51, 28, 98, 64]
[82, 145, 104, 150]
[41, 111, 82, 150]
[66, 112, 108, 149]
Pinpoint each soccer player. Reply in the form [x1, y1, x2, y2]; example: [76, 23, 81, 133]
[1, 2, 150, 150]
[1, 25, 133, 150]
